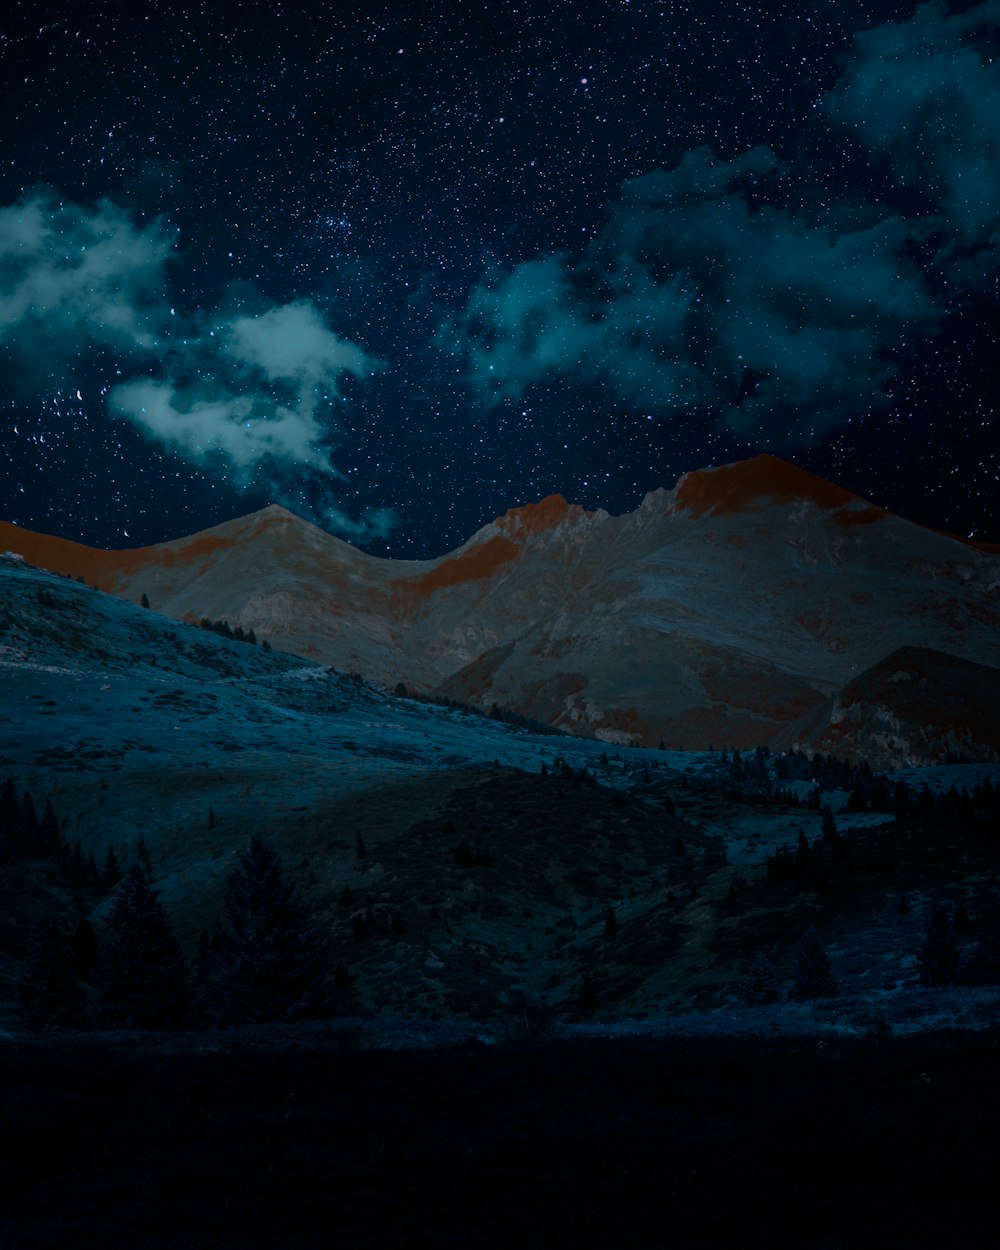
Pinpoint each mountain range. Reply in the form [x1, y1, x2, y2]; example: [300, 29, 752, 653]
[5, 454, 999, 766]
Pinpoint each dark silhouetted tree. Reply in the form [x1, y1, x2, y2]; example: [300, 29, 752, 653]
[93, 865, 190, 1028]
[38, 801, 62, 857]
[19, 918, 87, 1030]
[206, 835, 328, 1025]
[74, 916, 98, 979]
[578, 975, 597, 1012]
[740, 952, 780, 1005]
[20, 789, 41, 854]
[918, 902, 961, 986]
[791, 926, 837, 1000]
[101, 846, 122, 891]
[0, 777, 19, 861]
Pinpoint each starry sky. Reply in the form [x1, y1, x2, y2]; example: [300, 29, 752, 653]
[2, 0, 998, 557]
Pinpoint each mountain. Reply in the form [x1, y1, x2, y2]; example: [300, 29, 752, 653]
[777, 645, 1000, 768]
[4, 454, 1000, 763]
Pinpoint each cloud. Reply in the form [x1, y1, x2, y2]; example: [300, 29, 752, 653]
[0, 191, 172, 388]
[1, 191, 391, 537]
[444, 1, 999, 444]
[827, 0, 1000, 259]
[108, 376, 334, 476]
[444, 147, 940, 442]
[109, 299, 380, 484]
[316, 500, 398, 543]
[222, 301, 374, 391]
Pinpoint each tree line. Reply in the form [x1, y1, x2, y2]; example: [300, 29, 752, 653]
[3, 783, 327, 1031]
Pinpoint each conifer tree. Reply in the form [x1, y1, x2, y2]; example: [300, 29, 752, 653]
[206, 835, 328, 1025]
[918, 902, 962, 986]
[93, 865, 190, 1028]
[0, 780, 24, 862]
[101, 847, 123, 891]
[740, 952, 780, 1005]
[19, 917, 87, 1030]
[42, 801, 64, 856]
[20, 790, 41, 855]
[578, 975, 597, 1012]
[791, 926, 837, 1000]
[74, 916, 98, 979]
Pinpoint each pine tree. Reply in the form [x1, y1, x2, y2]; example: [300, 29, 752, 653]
[740, 952, 780, 1005]
[0, 777, 19, 862]
[578, 975, 597, 1012]
[74, 916, 98, 979]
[791, 926, 837, 1000]
[38, 801, 63, 857]
[101, 846, 123, 891]
[918, 902, 961, 986]
[19, 918, 87, 1030]
[20, 790, 42, 856]
[206, 835, 328, 1025]
[93, 865, 190, 1028]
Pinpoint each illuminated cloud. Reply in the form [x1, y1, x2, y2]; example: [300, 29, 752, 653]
[445, 1, 1000, 445]
[109, 299, 381, 484]
[0, 191, 390, 535]
[827, 0, 1000, 257]
[445, 147, 939, 442]
[0, 191, 172, 388]
[108, 377, 335, 479]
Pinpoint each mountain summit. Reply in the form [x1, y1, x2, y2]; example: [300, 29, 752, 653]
[4, 456, 999, 761]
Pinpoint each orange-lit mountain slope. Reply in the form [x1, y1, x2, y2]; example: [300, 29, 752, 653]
[5, 456, 999, 758]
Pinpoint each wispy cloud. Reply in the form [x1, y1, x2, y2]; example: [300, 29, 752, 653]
[0, 192, 172, 387]
[443, 0, 999, 444]
[109, 299, 380, 483]
[0, 191, 390, 536]
[827, 0, 1000, 259]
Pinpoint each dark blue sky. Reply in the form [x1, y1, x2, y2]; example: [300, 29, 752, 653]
[2, 1, 998, 555]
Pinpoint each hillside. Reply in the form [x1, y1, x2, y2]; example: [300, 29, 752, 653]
[2, 553, 999, 1036]
[5, 454, 1000, 763]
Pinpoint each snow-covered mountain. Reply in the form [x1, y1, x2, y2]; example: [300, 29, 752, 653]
[4, 454, 999, 763]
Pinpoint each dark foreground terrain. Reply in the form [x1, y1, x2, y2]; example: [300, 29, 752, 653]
[2, 1027, 998, 1249]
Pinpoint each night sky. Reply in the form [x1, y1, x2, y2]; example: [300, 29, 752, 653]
[2, 1, 998, 557]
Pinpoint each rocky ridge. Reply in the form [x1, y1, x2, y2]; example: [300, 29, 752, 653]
[4, 454, 999, 763]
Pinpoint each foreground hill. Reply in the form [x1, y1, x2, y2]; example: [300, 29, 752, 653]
[4, 454, 1000, 762]
[2, 553, 999, 1033]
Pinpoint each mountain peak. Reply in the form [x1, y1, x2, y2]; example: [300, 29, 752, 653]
[674, 454, 878, 521]
[494, 493, 585, 537]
